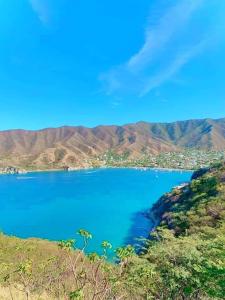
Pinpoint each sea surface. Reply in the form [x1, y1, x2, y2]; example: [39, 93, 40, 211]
[0, 168, 192, 255]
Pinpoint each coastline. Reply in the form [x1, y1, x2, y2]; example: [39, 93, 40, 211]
[0, 163, 194, 259]
[0, 165, 194, 176]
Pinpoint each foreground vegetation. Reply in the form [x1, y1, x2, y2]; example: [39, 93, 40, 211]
[0, 162, 225, 299]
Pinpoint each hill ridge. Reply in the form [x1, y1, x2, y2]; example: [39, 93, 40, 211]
[0, 118, 224, 169]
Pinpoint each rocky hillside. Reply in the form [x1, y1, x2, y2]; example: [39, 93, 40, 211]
[0, 118, 224, 169]
[151, 162, 225, 234]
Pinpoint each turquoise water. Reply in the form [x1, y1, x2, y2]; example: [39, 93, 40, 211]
[0, 168, 191, 254]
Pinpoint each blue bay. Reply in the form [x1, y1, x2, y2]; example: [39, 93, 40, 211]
[0, 168, 192, 254]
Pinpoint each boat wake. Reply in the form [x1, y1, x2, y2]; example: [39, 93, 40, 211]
[16, 177, 35, 180]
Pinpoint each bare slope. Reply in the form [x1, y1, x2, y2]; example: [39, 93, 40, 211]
[0, 118, 224, 168]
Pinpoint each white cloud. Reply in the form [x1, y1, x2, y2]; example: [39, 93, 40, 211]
[29, 0, 66, 26]
[140, 39, 208, 96]
[29, 0, 50, 25]
[127, 0, 203, 73]
[99, 0, 218, 97]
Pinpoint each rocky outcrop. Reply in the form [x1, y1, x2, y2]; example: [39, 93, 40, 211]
[0, 166, 27, 174]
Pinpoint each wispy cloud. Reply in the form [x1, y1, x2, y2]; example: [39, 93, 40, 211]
[140, 39, 208, 96]
[127, 0, 203, 73]
[29, 0, 66, 26]
[29, 0, 50, 25]
[100, 0, 221, 97]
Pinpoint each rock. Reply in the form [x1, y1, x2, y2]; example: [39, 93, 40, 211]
[0, 166, 27, 175]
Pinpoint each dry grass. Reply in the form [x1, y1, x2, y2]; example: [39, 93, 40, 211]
[0, 233, 127, 300]
[0, 286, 55, 300]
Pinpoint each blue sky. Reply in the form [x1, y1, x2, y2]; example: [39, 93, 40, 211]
[0, 0, 224, 130]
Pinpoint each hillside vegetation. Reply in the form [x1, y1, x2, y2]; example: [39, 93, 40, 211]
[0, 162, 225, 299]
[0, 118, 224, 169]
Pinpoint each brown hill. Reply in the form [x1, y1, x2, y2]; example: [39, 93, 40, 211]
[0, 118, 224, 169]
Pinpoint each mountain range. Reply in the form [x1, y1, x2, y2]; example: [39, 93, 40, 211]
[0, 118, 224, 169]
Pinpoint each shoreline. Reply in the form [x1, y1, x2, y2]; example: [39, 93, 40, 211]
[0, 165, 194, 176]
[0, 164, 194, 260]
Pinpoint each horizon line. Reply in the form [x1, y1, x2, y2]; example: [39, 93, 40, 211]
[1, 117, 224, 133]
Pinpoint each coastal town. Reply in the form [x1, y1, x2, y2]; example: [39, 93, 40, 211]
[0, 149, 224, 174]
[89, 149, 225, 170]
